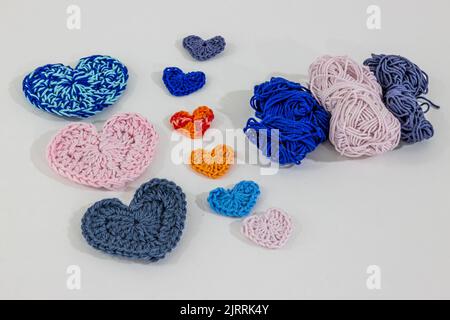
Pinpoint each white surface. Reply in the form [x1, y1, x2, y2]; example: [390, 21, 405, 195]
[0, 0, 449, 299]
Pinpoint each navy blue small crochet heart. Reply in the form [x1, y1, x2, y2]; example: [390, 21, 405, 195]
[183, 35, 226, 61]
[162, 67, 206, 96]
[22, 55, 128, 118]
[81, 178, 187, 262]
[207, 181, 260, 217]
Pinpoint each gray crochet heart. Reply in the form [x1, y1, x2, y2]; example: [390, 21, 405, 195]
[183, 35, 226, 61]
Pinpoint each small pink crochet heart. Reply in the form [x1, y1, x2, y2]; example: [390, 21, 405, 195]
[47, 113, 158, 190]
[242, 208, 293, 249]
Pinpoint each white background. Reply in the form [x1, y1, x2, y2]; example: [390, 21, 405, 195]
[0, 0, 449, 299]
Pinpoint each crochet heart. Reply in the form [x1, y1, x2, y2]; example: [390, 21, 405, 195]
[242, 208, 293, 249]
[47, 113, 158, 190]
[208, 181, 260, 217]
[170, 106, 214, 138]
[182, 35, 226, 61]
[162, 67, 206, 96]
[190, 144, 234, 179]
[81, 178, 187, 261]
[23, 55, 128, 118]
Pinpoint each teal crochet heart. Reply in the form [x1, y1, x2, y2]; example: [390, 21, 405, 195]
[207, 181, 260, 217]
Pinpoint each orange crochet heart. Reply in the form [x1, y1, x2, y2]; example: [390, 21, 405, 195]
[190, 144, 234, 179]
[170, 106, 214, 139]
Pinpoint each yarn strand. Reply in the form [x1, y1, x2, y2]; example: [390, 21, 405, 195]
[309, 55, 401, 157]
[364, 54, 439, 144]
[244, 77, 330, 165]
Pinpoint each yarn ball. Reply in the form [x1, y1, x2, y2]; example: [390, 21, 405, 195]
[183, 35, 226, 61]
[81, 178, 187, 262]
[242, 208, 293, 249]
[208, 181, 260, 217]
[47, 113, 158, 190]
[170, 106, 214, 138]
[243, 77, 330, 165]
[364, 54, 440, 143]
[23, 55, 128, 118]
[162, 67, 206, 96]
[309, 55, 401, 157]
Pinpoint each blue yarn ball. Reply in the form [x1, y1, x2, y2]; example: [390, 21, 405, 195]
[243, 77, 330, 165]
[364, 54, 440, 144]
[22, 55, 128, 118]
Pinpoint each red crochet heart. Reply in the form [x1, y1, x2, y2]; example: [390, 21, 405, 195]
[170, 106, 214, 138]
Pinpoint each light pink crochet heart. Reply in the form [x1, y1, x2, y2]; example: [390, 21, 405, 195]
[47, 113, 158, 190]
[242, 208, 293, 249]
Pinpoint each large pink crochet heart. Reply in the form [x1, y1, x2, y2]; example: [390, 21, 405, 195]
[47, 113, 158, 190]
[242, 208, 293, 249]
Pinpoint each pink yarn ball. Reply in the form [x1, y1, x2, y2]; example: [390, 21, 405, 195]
[309, 55, 401, 157]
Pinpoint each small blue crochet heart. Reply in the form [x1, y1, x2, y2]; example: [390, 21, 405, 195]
[22, 55, 128, 118]
[207, 181, 260, 217]
[162, 67, 206, 97]
[183, 35, 226, 61]
[81, 178, 187, 262]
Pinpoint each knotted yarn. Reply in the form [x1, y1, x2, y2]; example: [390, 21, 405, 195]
[364, 54, 440, 143]
[243, 77, 330, 165]
[309, 55, 401, 157]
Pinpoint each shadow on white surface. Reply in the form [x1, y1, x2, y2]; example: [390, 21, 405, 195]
[307, 141, 347, 163]
[195, 191, 212, 214]
[267, 72, 309, 84]
[229, 220, 255, 246]
[218, 90, 253, 129]
[150, 71, 172, 98]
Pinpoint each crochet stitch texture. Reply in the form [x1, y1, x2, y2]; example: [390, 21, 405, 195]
[170, 106, 214, 138]
[243, 77, 330, 165]
[190, 144, 234, 179]
[208, 181, 260, 217]
[23, 55, 128, 118]
[182, 35, 226, 61]
[162, 67, 206, 96]
[364, 54, 440, 144]
[309, 55, 401, 157]
[242, 208, 293, 249]
[81, 178, 187, 261]
[47, 113, 158, 190]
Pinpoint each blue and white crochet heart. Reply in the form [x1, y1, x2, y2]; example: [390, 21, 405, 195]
[22, 55, 128, 118]
[183, 35, 226, 61]
[207, 181, 260, 217]
[81, 178, 187, 262]
[162, 67, 206, 97]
